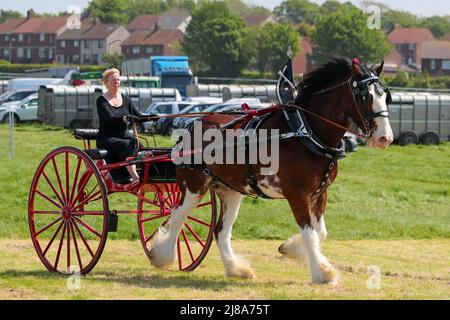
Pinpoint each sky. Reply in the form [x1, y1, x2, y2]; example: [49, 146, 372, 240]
[1, 0, 449, 17]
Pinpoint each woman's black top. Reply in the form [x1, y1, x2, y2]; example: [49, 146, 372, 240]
[96, 94, 145, 165]
[96, 93, 143, 139]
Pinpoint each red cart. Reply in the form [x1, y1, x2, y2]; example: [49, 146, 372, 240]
[28, 129, 217, 275]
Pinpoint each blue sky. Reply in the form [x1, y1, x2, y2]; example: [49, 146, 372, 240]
[2, 0, 449, 17]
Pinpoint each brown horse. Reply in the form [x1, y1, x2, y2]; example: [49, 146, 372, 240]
[147, 58, 393, 284]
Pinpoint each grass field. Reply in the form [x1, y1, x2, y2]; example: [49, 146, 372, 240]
[0, 123, 448, 300]
[0, 123, 449, 241]
[0, 239, 448, 299]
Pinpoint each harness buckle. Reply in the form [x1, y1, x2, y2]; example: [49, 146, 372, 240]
[297, 125, 310, 137]
[203, 168, 211, 176]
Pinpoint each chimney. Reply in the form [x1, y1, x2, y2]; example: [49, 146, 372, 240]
[27, 9, 35, 19]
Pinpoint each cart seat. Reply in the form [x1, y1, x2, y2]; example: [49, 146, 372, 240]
[85, 149, 108, 160]
[74, 129, 99, 141]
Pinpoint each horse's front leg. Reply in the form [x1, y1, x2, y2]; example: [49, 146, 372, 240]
[278, 192, 328, 260]
[285, 192, 339, 284]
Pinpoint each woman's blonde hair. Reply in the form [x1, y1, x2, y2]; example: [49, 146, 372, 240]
[102, 68, 120, 85]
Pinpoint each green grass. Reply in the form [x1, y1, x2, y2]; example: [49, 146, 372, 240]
[0, 239, 448, 299]
[0, 123, 449, 240]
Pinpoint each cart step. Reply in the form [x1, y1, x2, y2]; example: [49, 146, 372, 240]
[108, 210, 119, 232]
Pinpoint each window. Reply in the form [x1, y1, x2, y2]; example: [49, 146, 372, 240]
[83, 54, 90, 64]
[60, 40, 66, 48]
[5, 35, 9, 42]
[430, 59, 436, 70]
[24, 99, 38, 108]
[49, 35, 54, 44]
[18, 34, 23, 42]
[92, 54, 98, 65]
[49, 49, 53, 59]
[17, 47, 24, 58]
[154, 104, 172, 114]
[84, 40, 90, 48]
[132, 46, 140, 54]
[26, 49, 31, 59]
[4, 48, 10, 57]
[442, 60, 450, 70]
[73, 54, 80, 63]
[146, 46, 153, 54]
[98, 40, 105, 48]
[74, 40, 79, 48]
[40, 33, 45, 42]
[39, 48, 45, 58]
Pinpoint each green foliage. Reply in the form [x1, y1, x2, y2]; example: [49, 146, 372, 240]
[223, 0, 270, 17]
[383, 72, 450, 89]
[127, 0, 170, 20]
[318, 0, 358, 16]
[0, 10, 23, 23]
[313, 6, 392, 64]
[88, 0, 130, 25]
[381, 10, 420, 30]
[102, 53, 124, 69]
[274, 0, 320, 25]
[246, 23, 300, 76]
[0, 61, 104, 74]
[420, 16, 450, 38]
[181, 1, 250, 76]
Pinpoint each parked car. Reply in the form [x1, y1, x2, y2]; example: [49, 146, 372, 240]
[156, 102, 219, 135]
[142, 101, 196, 133]
[171, 101, 264, 133]
[0, 93, 39, 123]
[0, 90, 36, 105]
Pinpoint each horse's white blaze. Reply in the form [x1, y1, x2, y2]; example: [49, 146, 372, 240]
[368, 85, 393, 148]
[301, 226, 339, 284]
[215, 188, 255, 279]
[148, 190, 202, 269]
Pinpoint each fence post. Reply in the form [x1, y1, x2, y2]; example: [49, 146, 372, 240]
[8, 110, 14, 159]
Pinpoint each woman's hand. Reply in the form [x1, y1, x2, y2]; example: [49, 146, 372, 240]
[123, 116, 128, 124]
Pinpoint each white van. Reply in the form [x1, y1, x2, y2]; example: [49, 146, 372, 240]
[7, 78, 65, 91]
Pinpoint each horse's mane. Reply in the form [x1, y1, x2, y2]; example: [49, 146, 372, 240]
[295, 57, 354, 105]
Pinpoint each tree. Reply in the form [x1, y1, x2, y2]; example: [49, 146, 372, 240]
[313, 6, 392, 64]
[247, 23, 300, 77]
[0, 10, 23, 23]
[420, 16, 450, 38]
[127, 0, 170, 20]
[319, 0, 358, 16]
[273, 0, 320, 25]
[88, 0, 129, 25]
[181, 1, 250, 76]
[380, 10, 419, 30]
[102, 53, 124, 69]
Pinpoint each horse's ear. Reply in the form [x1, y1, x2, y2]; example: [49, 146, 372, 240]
[352, 58, 363, 77]
[375, 61, 384, 76]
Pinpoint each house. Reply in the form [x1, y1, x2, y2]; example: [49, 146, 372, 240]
[127, 14, 191, 34]
[421, 40, 450, 76]
[128, 15, 160, 33]
[79, 18, 129, 65]
[56, 17, 93, 65]
[1, 9, 69, 64]
[243, 14, 276, 27]
[387, 25, 435, 69]
[382, 49, 417, 75]
[122, 29, 184, 60]
[0, 17, 26, 62]
[292, 37, 314, 75]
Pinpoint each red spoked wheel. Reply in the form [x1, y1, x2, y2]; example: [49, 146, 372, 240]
[28, 146, 109, 275]
[137, 188, 217, 271]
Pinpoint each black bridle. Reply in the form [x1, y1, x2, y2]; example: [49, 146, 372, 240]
[308, 74, 392, 138]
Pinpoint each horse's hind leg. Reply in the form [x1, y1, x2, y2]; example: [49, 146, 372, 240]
[215, 187, 255, 279]
[286, 193, 339, 284]
[148, 172, 211, 269]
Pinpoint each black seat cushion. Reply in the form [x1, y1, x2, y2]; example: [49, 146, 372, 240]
[84, 149, 108, 160]
[74, 129, 99, 140]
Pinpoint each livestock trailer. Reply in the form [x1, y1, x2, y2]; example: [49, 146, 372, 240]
[390, 91, 450, 145]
